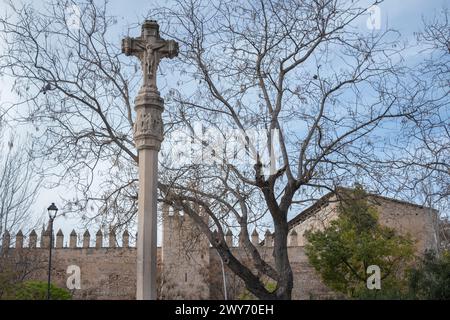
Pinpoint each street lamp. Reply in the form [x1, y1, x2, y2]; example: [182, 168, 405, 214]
[47, 203, 58, 300]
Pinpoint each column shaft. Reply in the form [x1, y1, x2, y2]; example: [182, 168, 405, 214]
[136, 148, 159, 300]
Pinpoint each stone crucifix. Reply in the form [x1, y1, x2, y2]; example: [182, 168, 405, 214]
[122, 20, 178, 300]
[122, 20, 178, 90]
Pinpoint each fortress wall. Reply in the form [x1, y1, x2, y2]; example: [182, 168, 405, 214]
[374, 198, 439, 253]
[2, 247, 140, 300]
[161, 210, 210, 300]
[0, 196, 439, 300]
[1, 227, 142, 300]
[290, 199, 339, 246]
[2, 243, 334, 300]
[208, 246, 336, 300]
[290, 195, 439, 254]
[49, 247, 138, 299]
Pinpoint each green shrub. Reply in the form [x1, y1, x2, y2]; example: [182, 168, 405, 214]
[13, 281, 72, 300]
[408, 250, 450, 300]
[305, 185, 415, 299]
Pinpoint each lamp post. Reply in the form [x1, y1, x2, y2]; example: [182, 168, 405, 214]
[47, 203, 58, 300]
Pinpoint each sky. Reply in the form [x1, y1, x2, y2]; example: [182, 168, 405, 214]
[0, 0, 448, 244]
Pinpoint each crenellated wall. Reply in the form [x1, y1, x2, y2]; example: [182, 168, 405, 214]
[0, 227, 333, 300]
[0, 193, 439, 300]
[0, 227, 141, 300]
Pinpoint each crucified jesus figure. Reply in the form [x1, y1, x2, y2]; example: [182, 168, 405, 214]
[143, 42, 165, 88]
[122, 20, 178, 92]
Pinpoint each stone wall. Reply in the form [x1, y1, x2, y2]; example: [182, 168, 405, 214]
[1, 229, 335, 300]
[208, 246, 337, 300]
[2, 245, 336, 300]
[374, 197, 439, 253]
[0, 194, 439, 300]
[290, 194, 439, 254]
[25, 247, 138, 300]
[161, 206, 210, 299]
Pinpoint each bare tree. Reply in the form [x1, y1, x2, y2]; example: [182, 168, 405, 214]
[0, 0, 448, 299]
[0, 247, 48, 299]
[383, 7, 449, 216]
[0, 120, 42, 296]
[152, 0, 442, 299]
[0, 0, 140, 232]
[0, 124, 40, 246]
[415, 8, 450, 208]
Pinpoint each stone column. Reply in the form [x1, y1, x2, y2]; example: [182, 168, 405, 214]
[122, 20, 178, 300]
[135, 89, 163, 300]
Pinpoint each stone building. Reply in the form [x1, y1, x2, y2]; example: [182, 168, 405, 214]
[0, 191, 439, 299]
[288, 190, 440, 253]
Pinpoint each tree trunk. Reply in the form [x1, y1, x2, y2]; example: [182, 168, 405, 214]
[273, 217, 293, 299]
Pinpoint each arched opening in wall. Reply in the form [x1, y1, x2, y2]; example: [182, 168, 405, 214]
[185, 273, 187, 282]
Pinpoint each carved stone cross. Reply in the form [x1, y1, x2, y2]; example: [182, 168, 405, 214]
[121, 21, 178, 300]
[122, 20, 178, 91]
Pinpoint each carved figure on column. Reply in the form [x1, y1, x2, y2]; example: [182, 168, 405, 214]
[122, 20, 178, 91]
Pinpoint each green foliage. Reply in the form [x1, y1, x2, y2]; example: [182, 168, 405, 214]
[264, 281, 277, 293]
[408, 250, 450, 299]
[11, 281, 72, 300]
[238, 279, 277, 300]
[237, 288, 257, 300]
[352, 283, 409, 300]
[0, 270, 17, 298]
[305, 185, 415, 298]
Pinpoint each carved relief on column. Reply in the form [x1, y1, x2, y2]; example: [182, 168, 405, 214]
[134, 109, 163, 139]
[133, 92, 165, 151]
